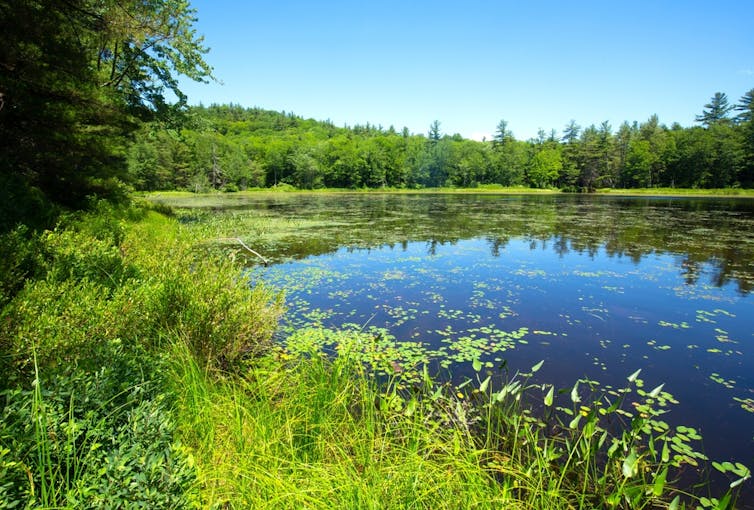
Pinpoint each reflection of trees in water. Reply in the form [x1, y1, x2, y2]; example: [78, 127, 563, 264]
[190, 193, 754, 294]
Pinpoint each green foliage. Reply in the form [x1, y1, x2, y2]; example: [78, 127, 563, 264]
[696, 92, 734, 127]
[0, 203, 283, 507]
[0, 226, 42, 308]
[0, 0, 212, 226]
[127, 90, 754, 194]
[172, 335, 520, 508]
[171, 327, 749, 508]
[527, 146, 563, 188]
[0, 359, 198, 508]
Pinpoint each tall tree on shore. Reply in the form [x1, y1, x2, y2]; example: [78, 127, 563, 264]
[493, 119, 512, 148]
[734, 88, 754, 124]
[0, 0, 212, 228]
[695, 92, 733, 127]
[562, 120, 581, 144]
[428, 120, 442, 142]
[740, 104, 754, 186]
[558, 120, 581, 189]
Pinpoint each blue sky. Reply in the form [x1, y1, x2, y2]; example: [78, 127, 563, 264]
[179, 0, 754, 141]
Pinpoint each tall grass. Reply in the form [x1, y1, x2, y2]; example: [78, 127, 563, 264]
[169, 327, 750, 509]
[0, 201, 282, 507]
[171, 341, 523, 509]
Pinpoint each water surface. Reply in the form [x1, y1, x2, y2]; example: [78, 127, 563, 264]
[162, 192, 754, 499]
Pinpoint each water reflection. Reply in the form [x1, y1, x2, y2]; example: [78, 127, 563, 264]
[176, 193, 754, 294]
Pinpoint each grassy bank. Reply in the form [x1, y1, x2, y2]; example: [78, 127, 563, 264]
[143, 185, 754, 200]
[1, 201, 749, 508]
[173, 326, 740, 509]
[0, 202, 283, 507]
[595, 188, 754, 197]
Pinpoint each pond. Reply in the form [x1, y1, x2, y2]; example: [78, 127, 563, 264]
[161, 192, 754, 500]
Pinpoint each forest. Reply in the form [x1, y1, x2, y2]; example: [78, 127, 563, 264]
[2, 0, 753, 227]
[2, 0, 754, 507]
[127, 92, 754, 193]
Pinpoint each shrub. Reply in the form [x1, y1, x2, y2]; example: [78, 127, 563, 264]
[0, 226, 43, 308]
[0, 202, 284, 508]
[0, 364, 198, 508]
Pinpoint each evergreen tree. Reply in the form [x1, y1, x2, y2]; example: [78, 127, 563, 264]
[493, 119, 512, 148]
[562, 120, 581, 144]
[734, 88, 754, 124]
[0, 0, 212, 228]
[428, 120, 442, 142]
[695, 92, 733, 127]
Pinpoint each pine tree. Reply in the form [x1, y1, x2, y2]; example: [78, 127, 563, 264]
[695, 92, 733, 127]
[734, 89, 754, 124]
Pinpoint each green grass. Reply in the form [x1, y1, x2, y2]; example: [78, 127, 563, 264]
[171, 338, 528, 509]
[144, 185, 754, 201]
[1, 199, 750, 508]
[595, 187, 754, 197]
[170, 327, 750, 509]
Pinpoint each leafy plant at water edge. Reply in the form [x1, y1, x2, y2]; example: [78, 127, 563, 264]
[280, 328, 751, 508]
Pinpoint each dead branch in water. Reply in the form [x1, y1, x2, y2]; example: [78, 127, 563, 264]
[217, 237, 269, 266]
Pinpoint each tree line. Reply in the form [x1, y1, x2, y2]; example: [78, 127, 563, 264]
[127, 91, 754, 193]
[2, 0, 753, 232]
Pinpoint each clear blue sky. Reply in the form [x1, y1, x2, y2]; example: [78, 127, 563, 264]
[179, 0, 754, 141]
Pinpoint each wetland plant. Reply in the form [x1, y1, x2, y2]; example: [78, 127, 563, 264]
[174, 325, 750, 508]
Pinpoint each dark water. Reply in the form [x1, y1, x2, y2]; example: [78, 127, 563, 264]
[172, 193, 754, 500]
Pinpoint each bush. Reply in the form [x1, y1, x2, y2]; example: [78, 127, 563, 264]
[0, 226, 43, 308]
[0, 203, 283, 507]
[0, 365, 198, 508]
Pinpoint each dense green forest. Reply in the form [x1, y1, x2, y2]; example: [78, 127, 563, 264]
[127, 92, 754, 193]
[2, 0, 753, 226]
[0, 0, 212, 230]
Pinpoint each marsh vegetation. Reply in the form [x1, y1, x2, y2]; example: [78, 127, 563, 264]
[152, 191, 754, 508]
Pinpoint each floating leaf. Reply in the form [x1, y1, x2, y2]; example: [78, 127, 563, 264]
[472, 358, 482, 372]
[733, 462, 751, 477]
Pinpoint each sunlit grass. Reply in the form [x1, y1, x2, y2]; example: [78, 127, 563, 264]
[170, 328, 752, 509]
[596, 187, 754, 197]
[171, 340, 527, 509]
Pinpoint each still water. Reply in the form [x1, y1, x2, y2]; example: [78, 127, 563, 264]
[169, 192, 754, 498]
